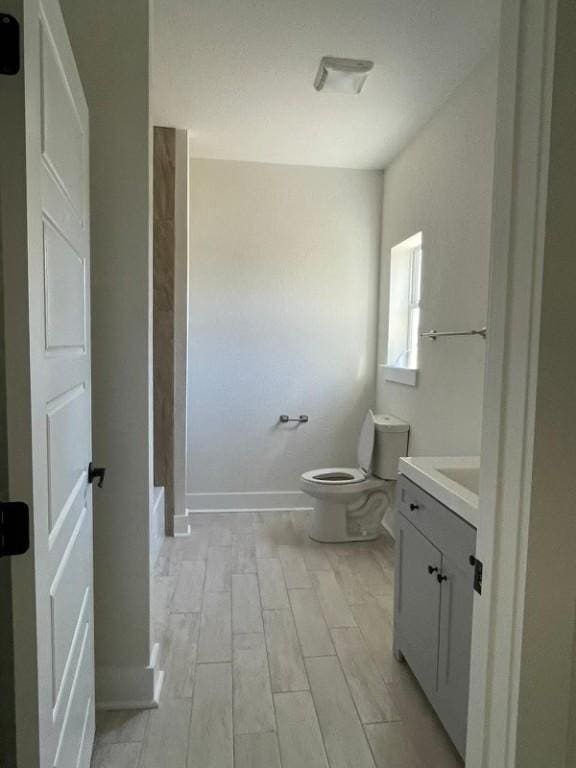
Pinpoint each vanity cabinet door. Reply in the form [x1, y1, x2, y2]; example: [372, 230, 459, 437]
[395, 514, 442, 701]
[436, 547, 475, 756]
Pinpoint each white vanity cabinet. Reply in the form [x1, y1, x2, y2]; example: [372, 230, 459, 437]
[394, 475, 476, 757]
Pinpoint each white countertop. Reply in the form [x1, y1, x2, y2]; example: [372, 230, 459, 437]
[398, 456, 480, 528]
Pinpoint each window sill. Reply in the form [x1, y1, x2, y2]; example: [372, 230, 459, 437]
[381, 365, 418, 387]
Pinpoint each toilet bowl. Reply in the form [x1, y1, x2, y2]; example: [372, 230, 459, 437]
[300, 411, 409, 543]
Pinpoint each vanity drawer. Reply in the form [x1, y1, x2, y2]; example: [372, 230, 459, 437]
[396, 476, 476, 567]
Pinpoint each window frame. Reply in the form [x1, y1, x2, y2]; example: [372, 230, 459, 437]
[383, 232, 423, 386]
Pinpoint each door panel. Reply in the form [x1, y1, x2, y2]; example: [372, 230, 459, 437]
[0, 0, 94, 766]
[436, 549, 475, 756]
[53, 615, 93, 768]
[43, 221, 86, 351]
[50, 507, 91, 704]
[39, 5, 93, 763]
[395, 514, 442, 701]
[40, 16, 85, 217]
[46, 384, 88, 531]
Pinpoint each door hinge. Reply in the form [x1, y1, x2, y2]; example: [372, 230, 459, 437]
[88, 462, 106, 488]
[0, 14, 20, 76]
[469, 555, 484, 595]
[0, 502, 30, 557]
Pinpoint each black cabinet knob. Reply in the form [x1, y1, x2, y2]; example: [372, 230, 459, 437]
[409, 503, 419, 511]
[437, 573, 448, 583]
[427, 565, 439, 575]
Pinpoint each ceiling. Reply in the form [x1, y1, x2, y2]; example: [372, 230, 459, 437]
[153, 0, 500, 170]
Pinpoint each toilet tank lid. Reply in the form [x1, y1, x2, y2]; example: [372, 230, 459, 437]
[373, 414, 410, 433]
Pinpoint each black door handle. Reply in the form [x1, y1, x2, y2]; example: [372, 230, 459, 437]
[427, 565, 439, 575]
[409, 503, 419, 511]
[88, 462, 106, 488]
[437, 573, 448, 583]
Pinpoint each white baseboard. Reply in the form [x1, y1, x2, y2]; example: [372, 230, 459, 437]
[185, 490, 313, 513]
[150, 487, 165, 566]
[382, 507, 396, 540]
[96, 642, 164, 711]
[173, 514, 191, 536]
[382, 519, 395, 540]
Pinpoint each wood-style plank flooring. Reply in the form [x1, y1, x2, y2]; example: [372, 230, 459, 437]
[92, 511, 463, 768]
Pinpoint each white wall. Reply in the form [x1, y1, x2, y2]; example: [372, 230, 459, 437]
[377, 57, 498, 456]
[187, 160, 382, 511]
[60, 0, 158, 707]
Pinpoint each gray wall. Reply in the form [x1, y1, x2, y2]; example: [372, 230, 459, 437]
[60, 0, 156, 704]
[0, 217, 15, 766]
[0, 561, 15, 768]
[377, 57, 498, 456]
[187, 160, 382, 510]
[515, 1, 576, 762]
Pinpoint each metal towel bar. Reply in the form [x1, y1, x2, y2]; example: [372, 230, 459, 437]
[420, 327, 487, 341]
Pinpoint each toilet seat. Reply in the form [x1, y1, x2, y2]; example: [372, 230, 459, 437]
[301, 411, 378, 488]
[300, 471, 387, 500]
[301, 467, 366, 485]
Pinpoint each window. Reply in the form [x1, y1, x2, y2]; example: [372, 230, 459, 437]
[383, 232, 423, 386]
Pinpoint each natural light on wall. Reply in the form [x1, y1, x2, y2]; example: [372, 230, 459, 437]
[383, 232, 422, 387]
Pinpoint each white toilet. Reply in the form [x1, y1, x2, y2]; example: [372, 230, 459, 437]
[300, 411, 410, 543]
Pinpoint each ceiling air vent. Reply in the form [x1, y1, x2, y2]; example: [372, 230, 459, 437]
[314, 56, 374, 95]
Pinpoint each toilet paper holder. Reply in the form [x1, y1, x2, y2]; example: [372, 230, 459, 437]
[279, 414, 309, 424]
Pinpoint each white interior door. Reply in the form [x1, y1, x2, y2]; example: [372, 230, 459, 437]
[0, 1, 94, 766]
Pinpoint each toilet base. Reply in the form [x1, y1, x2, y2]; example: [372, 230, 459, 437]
[307, 490, 390, 544]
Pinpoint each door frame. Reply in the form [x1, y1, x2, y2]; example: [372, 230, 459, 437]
[1, 1, 44, 763]
[467, 0, 567, 765]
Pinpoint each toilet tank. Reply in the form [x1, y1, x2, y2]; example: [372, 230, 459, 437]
[372, 414, 410, 480]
